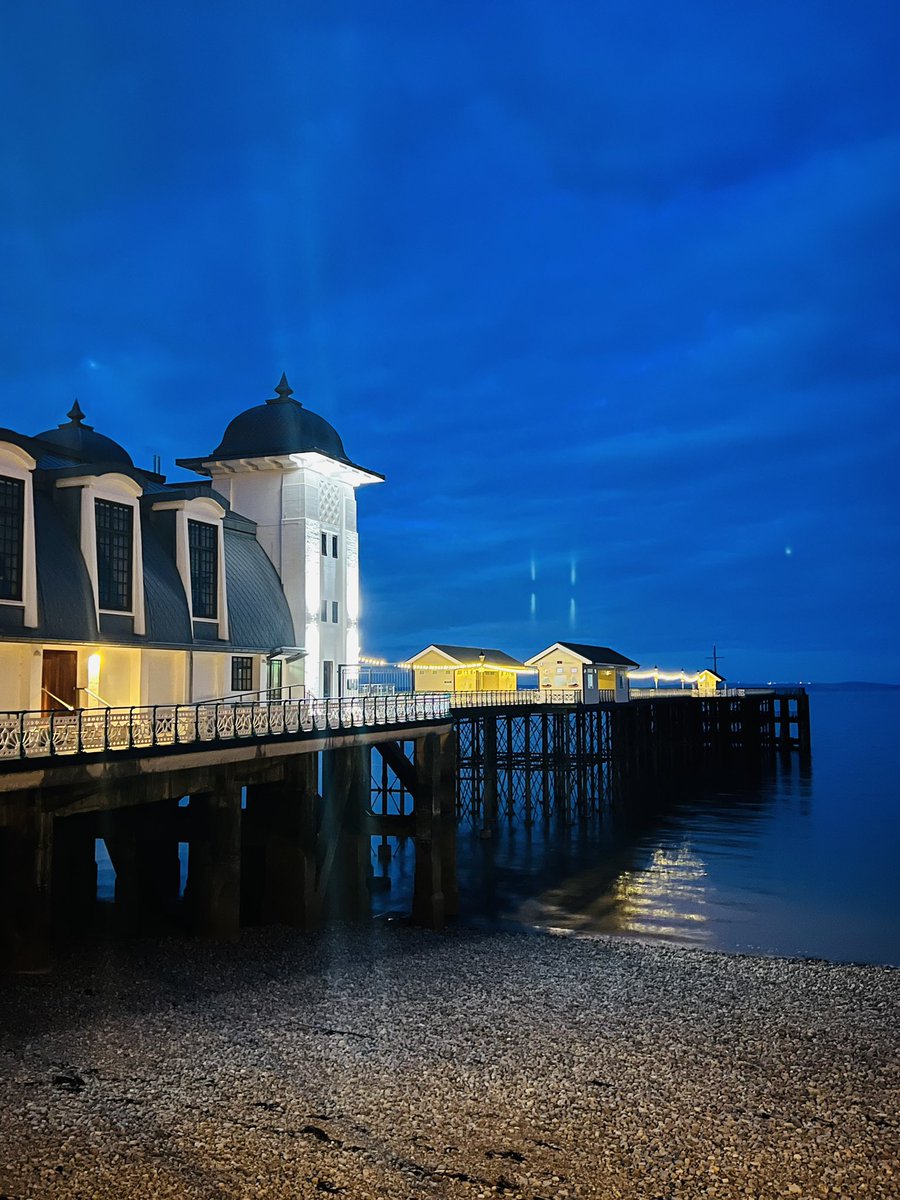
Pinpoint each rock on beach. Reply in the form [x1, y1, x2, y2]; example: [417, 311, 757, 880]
[0, 926, 897, 1199]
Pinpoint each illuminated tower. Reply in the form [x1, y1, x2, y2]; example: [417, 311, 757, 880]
[178, 375, 383, 696]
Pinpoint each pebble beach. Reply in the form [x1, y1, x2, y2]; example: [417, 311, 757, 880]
[1, 926, 897, 1200]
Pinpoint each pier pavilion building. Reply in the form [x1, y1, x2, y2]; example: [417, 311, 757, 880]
[404, 644, 533, 694]
[0, 376, 381, 712]
[525, 642, 638, 703]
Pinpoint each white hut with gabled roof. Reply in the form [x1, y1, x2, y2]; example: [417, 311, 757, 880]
[525, 642, 638, 703]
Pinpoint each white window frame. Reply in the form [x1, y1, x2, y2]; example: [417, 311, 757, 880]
[56, 472, 146, 635]
[0, 442, 38, 628]
[151, 496, 229, 640]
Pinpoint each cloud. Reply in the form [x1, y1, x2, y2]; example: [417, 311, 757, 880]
[0, 1, 898, 678]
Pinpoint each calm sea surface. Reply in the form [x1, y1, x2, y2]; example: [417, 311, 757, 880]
[376, 690, 900, 966]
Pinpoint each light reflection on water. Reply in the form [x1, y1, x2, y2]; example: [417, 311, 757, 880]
[376, 691, 900, 967]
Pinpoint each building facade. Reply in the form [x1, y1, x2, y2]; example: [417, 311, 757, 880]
[404, 645, 532, 694]
[525, 642, 638, 702]
[0, 377, 380, 712]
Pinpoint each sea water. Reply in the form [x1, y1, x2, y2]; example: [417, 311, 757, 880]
[376, 689, 900, 966]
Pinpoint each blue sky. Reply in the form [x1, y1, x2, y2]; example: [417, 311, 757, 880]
[2, 2, 898, 680]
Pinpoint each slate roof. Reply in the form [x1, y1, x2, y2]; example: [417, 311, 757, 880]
[1, 391, 300, 656]
[411, 644, 528, 669]
[223, 526, 295, 651]
[142, 524, 194, 644]
[33, 404, 134, 467]
[33, 491, 99, 642]
[19, 487, 295, 652]
[176, 376, 383, 480]
[527, 642, 639, 668]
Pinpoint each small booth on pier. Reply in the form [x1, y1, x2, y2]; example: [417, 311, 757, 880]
[525, 642, 638, 703]
[404, 644, 533, 695]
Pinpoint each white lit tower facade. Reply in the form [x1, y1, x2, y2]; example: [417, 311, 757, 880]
[178, 375, 383, 697]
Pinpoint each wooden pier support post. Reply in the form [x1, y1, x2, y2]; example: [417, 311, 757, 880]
[439, 728, 459, 919]
[320, 746, 371, 922]
[184, 780, 242, 939]
[243, 756, 320, 929]
[412, 730, 456, 928]
[51, 813, 98, 934]
[777, 695, 794, 756]
[0, 794, 53, 973]
[796, 692, 812, 760]
[480, 715, 498, 838]
[102, 801, 181, 930]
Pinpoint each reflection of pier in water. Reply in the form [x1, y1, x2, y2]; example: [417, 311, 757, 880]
[375, 740, 814, 950]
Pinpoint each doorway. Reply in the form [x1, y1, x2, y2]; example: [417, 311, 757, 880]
[323, 660, 334, 698]
[268, 658, 283, 700]
[41, 650, 78, 711]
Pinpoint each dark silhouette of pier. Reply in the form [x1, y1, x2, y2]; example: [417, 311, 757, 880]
[0, 690, 809, 971]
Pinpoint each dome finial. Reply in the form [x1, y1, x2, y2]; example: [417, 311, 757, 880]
[67, 399, 86, 425]
[269, 372, 297, 405]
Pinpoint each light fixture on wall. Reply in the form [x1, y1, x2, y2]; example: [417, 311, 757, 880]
[87, 653, 102, 705]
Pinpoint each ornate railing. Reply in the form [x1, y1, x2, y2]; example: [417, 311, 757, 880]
[448, 689, 617, 707]
[628, 687, 777, 699]
[0, 693, 451, 761]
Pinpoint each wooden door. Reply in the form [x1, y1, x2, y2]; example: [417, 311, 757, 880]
[41, 650, 78, 711]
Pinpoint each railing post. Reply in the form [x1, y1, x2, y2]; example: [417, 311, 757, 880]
[104, 706, 110, 752]
[18, 710, 24, 759]
[49, 709, 55, 757]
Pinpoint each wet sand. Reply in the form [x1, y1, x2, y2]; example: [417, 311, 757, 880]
[1, 926, 897, 1199]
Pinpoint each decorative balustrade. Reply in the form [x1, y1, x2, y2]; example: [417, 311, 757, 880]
[0, 693, 451, 762]
[448, 689, 616, 707]
[627, 687, 772, 699]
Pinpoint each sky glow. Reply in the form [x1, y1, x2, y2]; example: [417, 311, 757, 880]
[1, 2, 898, 680]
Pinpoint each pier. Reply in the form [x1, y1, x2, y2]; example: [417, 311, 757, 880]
[0, 689, 810, 972]
[0, 693, 456, 973]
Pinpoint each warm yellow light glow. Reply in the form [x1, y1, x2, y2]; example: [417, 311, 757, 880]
[87, 653, 101, 694]
[627, 668, 703, 683]
[398, 661, 537, 673]
[359, 654, 388, 665]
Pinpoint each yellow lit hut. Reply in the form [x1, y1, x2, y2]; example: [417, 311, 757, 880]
[695, 669, 725, 695]
[525, 642, 638, 703]
[403, 644, 532, 694]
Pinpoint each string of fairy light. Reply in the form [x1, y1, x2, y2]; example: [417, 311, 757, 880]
[357, 655, 719, 681]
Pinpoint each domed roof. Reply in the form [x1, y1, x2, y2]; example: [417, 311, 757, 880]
[34, 401, 134, 467]
[209, 375, 351, 464]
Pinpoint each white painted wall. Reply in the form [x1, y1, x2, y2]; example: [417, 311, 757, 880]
[0, 643, 34, 710]
[190, 651, 225, 702]
[206, 461, 364, 697]
[141, 649, 189, 706]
